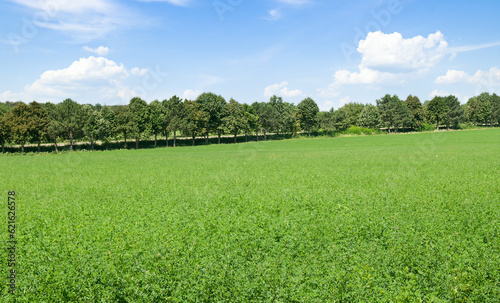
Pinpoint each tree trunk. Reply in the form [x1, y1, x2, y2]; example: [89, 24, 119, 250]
[256, 131, 259, 142]
[173, 128, 177, 147]
[135, 138, 139, 150]
[192, 135, 195, 146]
[124, 133, 127, 148]
[106, 141, 109, 150]
[91, 139, 94, 151]
[70, 131, 74, 150]
[154, 132, 157, 147]
[218, 130, 221, 144]
[245, 133, 248, 142]
[234, 133, 237, 144]
[21, 144, 24, 153]
[205, 134, 208, 145]
[54, 139, 58, 153]
[308, 127, 311, 137]
[263, 131, 267, 141]
[37, 141, 41, 153]
[2, 142, 5, 153]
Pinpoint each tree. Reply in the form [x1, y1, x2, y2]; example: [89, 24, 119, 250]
[427, 96, 447, 130]
[183, 100, 209, 146]
[100, 106, 117, 150]
[57, 98, 83, 150]
[242, 103, 259, 142]
[317, 109, 336, 136]
[392, 101, 411, 133]
[148, 100, 166, 147]
[222, 98, 247, 143]
[28, 101, 50, 152]
[358, 104, 380, 129]
[6, 103, 30, 153]
[115, 106, 133, 148]
[252, 102, 273, 141]
[443, 95, 463, 130]
[196, 92, 226, 144]
[338, 102, 365, 126]
[82, 105, 101, 150]
[0, 112, 11, 153]
[491, 93, 500, 126]
[297, 97, 319, 136]
[377, 94, 407, 133]
[466, 93, 492, 125]
[268, 95, 294, 137]
[128, 97, 149, 150]
[43, 102, 61, 152]
[333, 108, 349, 131]
[405, 95, 424, 130]
[163, 96, 186, 147]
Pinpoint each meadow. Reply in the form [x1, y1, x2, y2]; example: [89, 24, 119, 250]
[1, 129, 499, 302]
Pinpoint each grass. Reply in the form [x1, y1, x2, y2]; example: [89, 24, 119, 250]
[1, 129, 499, 302]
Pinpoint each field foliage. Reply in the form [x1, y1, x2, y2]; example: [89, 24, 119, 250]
[1, 129, 499, 302]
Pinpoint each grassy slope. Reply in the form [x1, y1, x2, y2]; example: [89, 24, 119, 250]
[1, 129, 499, 302]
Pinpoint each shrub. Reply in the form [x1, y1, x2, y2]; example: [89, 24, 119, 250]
[417, 123, 435, 132]
[458, 122, 478, 130]
[343, 126, 380, 135]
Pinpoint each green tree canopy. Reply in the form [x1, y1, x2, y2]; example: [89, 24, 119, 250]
[297, 97, 319, 136]
[128, 97, 149, 149]
[196, 92, 226, 144]
[222, 98, 247, 143]
[358, 104, 380, 129]
[57, 98, 83, 150]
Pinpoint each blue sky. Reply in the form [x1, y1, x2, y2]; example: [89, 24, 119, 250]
[1, 0, 499, 110]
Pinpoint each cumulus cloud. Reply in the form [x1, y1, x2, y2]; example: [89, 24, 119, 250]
[317, 31, 452, 98]
[182, 89, 202, 100]
[264, 81, 303, 98]
[435, 67, 500, 87]
[83, 46, 109, 56]
[358, 31, 448, 73]
[131, 67, 149, 76]
[435, 70, 469, 84]
[1, 56, 151, 104]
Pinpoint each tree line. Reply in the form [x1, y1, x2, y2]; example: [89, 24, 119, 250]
[0, 92, 499, 153]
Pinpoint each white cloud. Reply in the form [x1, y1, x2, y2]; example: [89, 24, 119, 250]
[277, 0, 310, 6]
[10, 0, 133, 41]
[138, 0, 191, 5]
[435, 70, 469, 84]
[265, 9, 282, 21]
[0, 56, 151, 104]
[334, 68, 396, 85]
[428, 90, 469, 104]
[83, 45, 109, 56]
[339, 96, 350, 107]
[435, 67, 500, 87]
[319, 100, 335, 111]
[316, 83, 340, 99]
[317, 31, 451, 97]
[429, 89, 452, 97]
[264, 81, 303, 98]
[182, 89, 202, 100]
[358, 31, 448, 73]
[131, 67, 149, 76]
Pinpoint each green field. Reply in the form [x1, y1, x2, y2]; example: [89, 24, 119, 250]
[2, 129, 499, 302]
